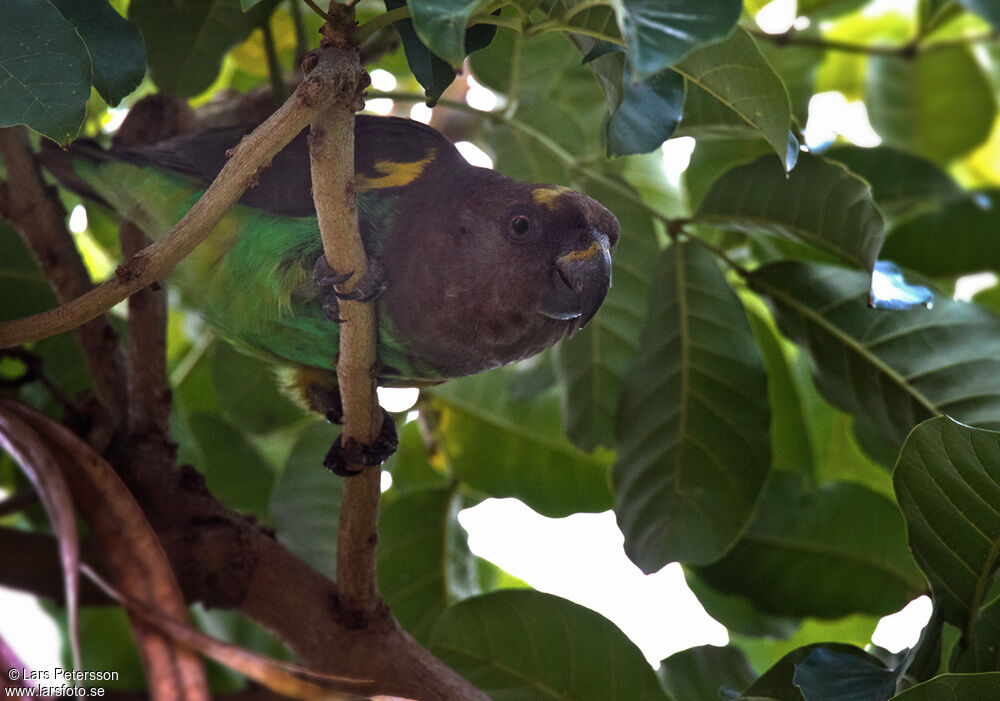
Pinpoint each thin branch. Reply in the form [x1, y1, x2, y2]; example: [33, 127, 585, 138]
[310, 2, 384, 622]
[749, 27, 999, 56]
[262, 17, 290, 105]
[0, 127, 127, 428]
[0, 51, 350, 350]
[120, 222, 171, 438]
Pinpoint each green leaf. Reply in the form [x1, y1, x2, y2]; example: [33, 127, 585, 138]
[241, 0, 265, 8]
[553, 179, 660, 451]
[880, 191, 1000, 277]
[731, 615, 880, 681]
[755, 41, 822, 127]
[685, 567, 800, 639]
[384, 419, 450, 495]
[606, 67, 684, 157]
[269, 422, 342, 578]
[792, 646, 898, 701]
[866, 46, 996, 163]
[823, 146, 965, 225]
[958, 0, 1000, 29]
[49, 0, 146, 105]
[952, 576, 1000, 673]
[746, 303, 815, 476]
[388, 0, 497, 101]
[0, 0, 91, 144]
[696, 472, 925, 619]
[890, 672, 1000, 700]
[408, 0, 488, 66]
[378, 485, 476, 644]
[129, 0, 277, 97]
[188, 412, 274, 516]
[659, 645, 756, 701]
[738, 643, 869, 701]
[894, 417, 1000, 639]
[210, 342, 304, 434]
[0, 223, 56, 321]
[430, 369, 614, 518]
[614, 240, 771, 569]
[748, 262, 1000, 449]
[429, 590, 668, 700]
[683, 137, 772, 209]
[673, 28, 793, 169]
[697, 153, 885, 273]
[619, 0, 742, 81]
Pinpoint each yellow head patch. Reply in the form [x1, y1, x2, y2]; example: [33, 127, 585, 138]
[532, 186, 571, 210]
[357, 150, 436, 191]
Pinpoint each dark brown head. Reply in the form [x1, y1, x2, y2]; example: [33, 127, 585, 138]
[382, 161, 620, 378]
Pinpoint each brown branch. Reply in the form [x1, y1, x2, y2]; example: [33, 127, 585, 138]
[0, 127, 127, 429]
[0, 49, 349, 350]
[0, 526, 110, 606]
[749, 27, 1000, 56]
[308, 5, 384, 621]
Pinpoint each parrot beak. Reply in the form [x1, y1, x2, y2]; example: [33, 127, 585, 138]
[539, 231, 613, 327]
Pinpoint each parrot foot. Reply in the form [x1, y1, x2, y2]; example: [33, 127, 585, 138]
[323, 408, 399, 477]
[334, 259, 387, 303]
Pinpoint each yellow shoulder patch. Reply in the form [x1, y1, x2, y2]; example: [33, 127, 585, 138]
[357, 149, 436, 191]
[532, 185, 570, 209]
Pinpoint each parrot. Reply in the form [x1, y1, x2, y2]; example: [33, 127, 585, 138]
[51, 116, 619, 473]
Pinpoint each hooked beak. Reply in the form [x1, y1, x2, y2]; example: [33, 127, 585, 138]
[538, 231, 613, 327]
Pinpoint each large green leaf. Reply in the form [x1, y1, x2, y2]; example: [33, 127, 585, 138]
[210, 342, 303, 434]
[388, 0, 498, 100]
[953, 576, 1000, 673]
[683, 137, 772, 209]
[823, 146, 965, 225]
[129, 0, 277, 97]
[673, 28, 793, 169]
[614, 240, 771, 569]
[894, 418, 1000, 639]
[697, 153, 885, 273]
[792, 646, 898, 701]
[748, 262, 1000, 449]
[738, 643, 869, 701]
[605, 66, 684, 157]
[866, 46, 996, 163]
[378, 485, 476, 644]
[553, 179, 660, 452]
[269, 422, 343, 579]
[746, 303, 815, 476]
[658, 645, 756, 701]
[891, 672, 1000, 700]
[187, 412, 274, 516]
[429, 590, 668, 700]
[408, 0, 489, 66]
[430, 369, 613, 518]
[880, 191, 1000, 277]
[49, 0, 146, 105]
[0, 0, 91, 144]
[619, 0, 742, 81]
[695, 472, 925, 619]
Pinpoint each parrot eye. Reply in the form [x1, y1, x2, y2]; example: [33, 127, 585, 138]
[510, 215, 531, 237]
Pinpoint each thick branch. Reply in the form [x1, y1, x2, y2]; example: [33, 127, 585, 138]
[309, 9, 383, 621]
[0, 127, 126, 425]
[0, 49, 351, 350]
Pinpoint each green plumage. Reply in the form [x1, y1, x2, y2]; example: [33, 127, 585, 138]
[65, 116, 619, 412]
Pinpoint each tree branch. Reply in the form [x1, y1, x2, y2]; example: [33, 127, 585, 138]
[0, 127, 127, 429]
[749, 27, 999, 56]
[0, 49, 350, 350]
[308, 4, 384, 622]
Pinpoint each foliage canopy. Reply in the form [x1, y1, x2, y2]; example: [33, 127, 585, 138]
[4, 0, 1000, 699]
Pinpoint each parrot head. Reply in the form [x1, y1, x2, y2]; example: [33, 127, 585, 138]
[378, 150, 620, 379]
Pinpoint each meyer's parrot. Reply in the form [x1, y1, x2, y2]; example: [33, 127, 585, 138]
[51, 116, 619, 472]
